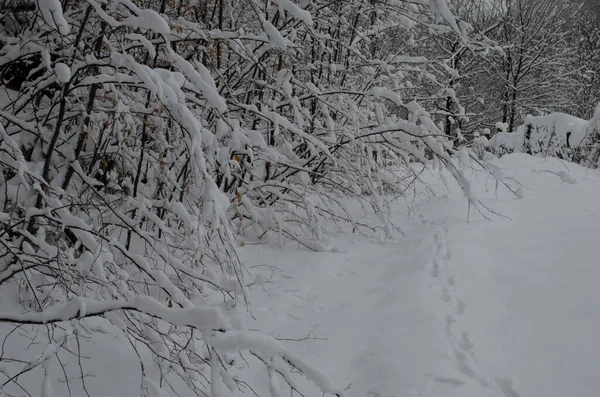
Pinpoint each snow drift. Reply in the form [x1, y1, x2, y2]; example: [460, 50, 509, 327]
[484, 109, 600, 167]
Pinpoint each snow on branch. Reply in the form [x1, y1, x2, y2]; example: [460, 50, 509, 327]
[0, 296, 231, 330]
[36, 0, 70, 35]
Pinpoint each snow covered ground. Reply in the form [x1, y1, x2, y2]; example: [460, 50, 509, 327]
[3, 153, 599, 397]
[240, 153, 600, 397]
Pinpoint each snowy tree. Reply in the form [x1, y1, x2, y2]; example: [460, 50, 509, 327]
[419, 0, 502, 141]
[426, 0, 589, 137]
[570, 0, 600, 119]
[477, 0, 581, 133]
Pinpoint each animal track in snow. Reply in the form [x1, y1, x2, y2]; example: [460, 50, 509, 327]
[459, 331, 474, 351]
[417, 206, 524, 397]
[431, 260, 440, 278]
[496, 378, 524, 397]
[433, 376, 465, 386]
[441, 286, 451, 303]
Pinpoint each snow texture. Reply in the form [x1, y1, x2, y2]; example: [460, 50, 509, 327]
[54, 63, 71, 83]
[262, 19, 288, 49]
[272, 0, 313, 26]
[37, 0, 70, 35]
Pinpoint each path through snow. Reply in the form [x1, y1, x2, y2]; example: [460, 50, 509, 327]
[243, 212, 483, 397]
[420, 154, 600, 397]
[241, 154, 600, 397]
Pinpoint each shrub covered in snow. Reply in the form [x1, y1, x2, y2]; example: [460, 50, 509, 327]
[0, 0, 483, 396]
[485, 109, 600, 168]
